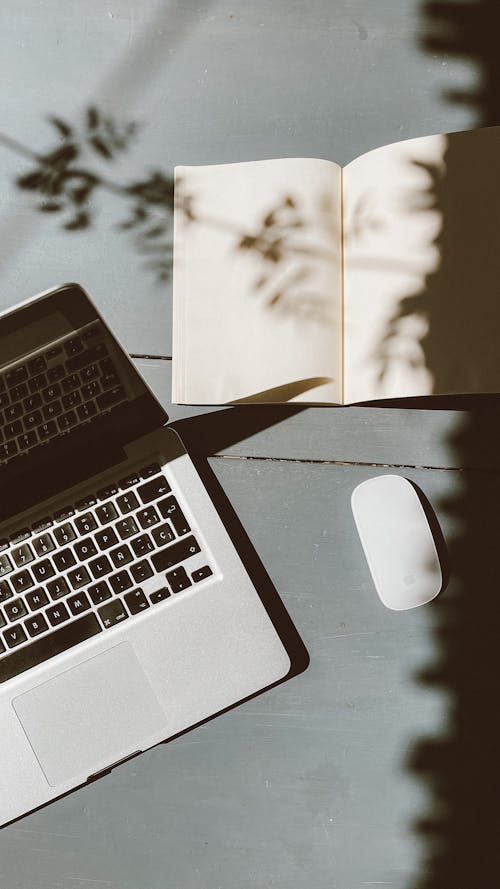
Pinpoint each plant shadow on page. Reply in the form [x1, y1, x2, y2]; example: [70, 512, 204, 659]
[173, 158, 343, 405]
[362, 1, 500, 886]
[343, 125, 500, 402]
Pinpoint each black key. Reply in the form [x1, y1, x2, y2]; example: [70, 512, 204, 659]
[62, 390, 81, 410]
[31, 517, 52, 533]
[3, 623, 27, 648]
[150, 587, 170, 604]
[0, 609, 4, 628]
[0, 440, 18, 459]
[75, 495, 97, 510]
[109, 543, 134, 568]
[139, 462, 162, 479]
[54, 506, 75, 521]
[110, 544, 133, 568]
[131, 560, 153, 583]
[0, 554, 13, 576]
[124, 588, 150, 614]
[61, 374, 80, 392]
[0, 539, 8, 552]
[46, 576, 69, 600]
[88, 554, 112, 579]
[74, 538, 98, 561]
[6, 365, 27, 386]
[68, 592, 91, 615]
[4, 598, 28, 621]
[32, 559, 55, 583]
[88, 581, 112, 605]
[42, 383, 61, 402]
[109, 570, 132, 594]
[28, 355, 47, 375]
[23, 392, 42, 411]
[47, 363, 65, 382]
[43, 400, 62, 421]
[158, 497, 191, 536]
[25, 612, 49, 637]
[80, 363, 99, 382]
[137, 507, 159, 529]
[0, 392, 9, 409]
[46, 602, 70, 626]
[77, 401, 97, 421]
[58, 410, 77, 430]
[151, 536, 201, 573]
[5, 419, 22, 438]
[119, 472, 140, 488]
[152, 522, 175, 547]
[64, 336, 83, 357]
[11, 570, 34, 593]
[192, 565, 213, 583]
[46, 346, 62, 360]
[96, 502, 118, 525]
[0, 613, 101, 682]
[2, 412, 23, 438]
[53, 522, 76, 545]
[10, 528, 31, 545]
[98, 598, 129, 628]
[96, 483, 119, 500]
[11, 543, 34, 568]
[166, 567, 192, 594]
[101, 371, 120, 391]
[18, 431, 37, 450]
[38, 421, 57, 440]
[10, 382, 28, 401]
[95, 527, 118, 550]
[0, 376, 5, 392]
[68, 565, 91, 590]
[138, 476, 171, 504]
[96, 385, 125, 411]
[23, 410, 42, 430]
[116, 492, 139, 514]
[130, 534, 154, 558]
[29, 373, 47, 393]
[53, 548, 76, 572]
[115, 517, 138, 539]
[99, 356, 116, 376]
[74, 513, 97, 535]
[82, 380, 100, 400]
[0, 580, 13, 601]
[5, 408, 22, 426]
[26, 588, 49, 609]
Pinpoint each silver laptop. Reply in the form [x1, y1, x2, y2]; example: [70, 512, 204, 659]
[0, 283, 305, 826]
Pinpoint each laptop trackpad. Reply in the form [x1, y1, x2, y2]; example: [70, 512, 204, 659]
[13, 643, 167, 787]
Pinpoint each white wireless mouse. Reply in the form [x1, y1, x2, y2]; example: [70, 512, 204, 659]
[351, 474, 443, 610]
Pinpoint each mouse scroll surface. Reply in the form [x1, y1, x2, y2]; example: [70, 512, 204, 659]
[351, 475, 443, 610]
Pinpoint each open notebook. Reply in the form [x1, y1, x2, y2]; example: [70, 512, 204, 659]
[173, 126, 500, 404]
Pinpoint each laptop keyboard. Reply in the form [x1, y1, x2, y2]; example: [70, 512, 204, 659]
[0, 463, 213, 683]
[0, 321, 127, 465]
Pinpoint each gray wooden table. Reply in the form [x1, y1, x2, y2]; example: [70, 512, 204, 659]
[0, 2, 497, 887]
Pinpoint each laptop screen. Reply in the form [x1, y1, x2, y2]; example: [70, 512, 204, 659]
[0, 284, 168, 523]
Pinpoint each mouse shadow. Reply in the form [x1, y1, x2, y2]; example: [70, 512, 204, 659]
[407, 479, 451, 594]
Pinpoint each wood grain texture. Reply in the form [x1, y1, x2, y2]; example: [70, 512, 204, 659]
[137, 358, 500, 470]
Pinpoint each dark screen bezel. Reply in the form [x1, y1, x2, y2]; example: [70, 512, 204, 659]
[0, 283, 169, 522]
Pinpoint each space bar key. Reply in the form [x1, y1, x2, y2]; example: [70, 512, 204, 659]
[0, 614, 102, 684]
